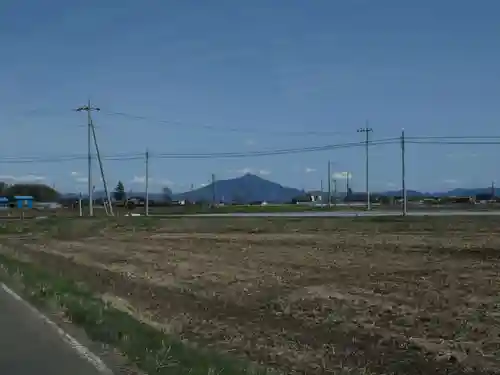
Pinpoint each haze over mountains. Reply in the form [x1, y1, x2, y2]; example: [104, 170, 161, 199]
[64, 174, 498, 203]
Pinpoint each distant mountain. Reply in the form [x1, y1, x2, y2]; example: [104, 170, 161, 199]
[175, 173, 303, 204]
[379, 189, 432, 197]
[380, 188, 498, 197]
[61, 191, 165, 201]
[445, 188, 497, 197]
[61, 180, 499, 203]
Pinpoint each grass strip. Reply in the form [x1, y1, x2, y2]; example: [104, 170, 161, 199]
[0, 253, 274, 375]
[149, 204, 367, 215]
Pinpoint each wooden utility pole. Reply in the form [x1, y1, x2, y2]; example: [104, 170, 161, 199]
[145, 149, 150, 216]
[401, 129, 407, 216]
[75, 100, 100, 216]
[211, 173, 216, 206]
[357, 123, 373, 210]
[327, 161, 331, 207]
[90, 116, 113, 216]
[333, 178, 337, 206]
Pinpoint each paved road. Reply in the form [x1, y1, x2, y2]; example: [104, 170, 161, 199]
[0, 285, 109, 375]
[154, 210, 500, 218]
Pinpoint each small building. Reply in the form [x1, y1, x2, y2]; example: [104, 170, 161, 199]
[14, 196, 34, 209]
[475, 193, 494, 203]
[449, 196, 474, 204]
[0, 197, 9, 208]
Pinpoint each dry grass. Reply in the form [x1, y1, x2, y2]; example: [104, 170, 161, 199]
[1, 216, 500, 374]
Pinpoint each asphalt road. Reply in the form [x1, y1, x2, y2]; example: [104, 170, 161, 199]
[154, 210, 500, 218]
[0, 285, 109, 375]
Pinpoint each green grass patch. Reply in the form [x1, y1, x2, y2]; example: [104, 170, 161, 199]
[0, 253, 275, 375]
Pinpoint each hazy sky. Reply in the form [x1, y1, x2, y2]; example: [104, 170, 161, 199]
[1, 0, 499, 193]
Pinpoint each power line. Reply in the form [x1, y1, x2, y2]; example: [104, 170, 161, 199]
[406, 140, 500, 145]
[1, 136, 500, 164]
[0, 154, 144, 164]
[10, 108, 500, 140]
[0, 151, 142, 161]
[102, 110, 350, 137]
[0, 138, 399, 163]
[406, 136, 500, 140]
[153, 138, 399, 159]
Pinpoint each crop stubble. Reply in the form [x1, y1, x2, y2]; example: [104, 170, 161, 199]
[1, 216, 500, 374]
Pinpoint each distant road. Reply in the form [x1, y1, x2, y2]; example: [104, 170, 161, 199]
[0, 285, 110, 375]
[153, 210, 500, 218]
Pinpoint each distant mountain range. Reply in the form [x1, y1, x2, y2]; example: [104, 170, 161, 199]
[62, 174, 497, 203]
[381, 188, 497, 197]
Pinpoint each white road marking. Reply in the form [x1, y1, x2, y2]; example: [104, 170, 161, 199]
[0, 283, 113, 374]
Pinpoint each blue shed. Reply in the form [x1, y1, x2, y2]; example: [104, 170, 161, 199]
[0, 197, 8, 208]
[14, 196, 34, 209]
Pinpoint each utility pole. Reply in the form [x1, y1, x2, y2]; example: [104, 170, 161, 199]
[145, 149, 149, 216]
[333, 179, 337, 206]
[345, 173, 348, 196]
[211, 173, 216, 206]
[357, 123, 373, 210]
[401, 129, 407, 216]
[75, 100, 100, 216]
[327, 161, 332, 207]
[320, 179, 324, 205]
[345, 172, 351, 206]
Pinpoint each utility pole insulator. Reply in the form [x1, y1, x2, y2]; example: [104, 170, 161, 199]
[75, 106, 101, 112]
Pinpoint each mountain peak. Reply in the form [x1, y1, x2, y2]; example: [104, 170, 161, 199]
[240, 172, 263, 180]
[175, 173, 301, 203]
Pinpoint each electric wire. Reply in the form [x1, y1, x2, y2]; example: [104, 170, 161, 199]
[102, 110, 350, 137]
[0, 138, 400, 163]
[1, 134, 499, 164]
[406, 140, 500, 145]
[406, 136, 500, 140]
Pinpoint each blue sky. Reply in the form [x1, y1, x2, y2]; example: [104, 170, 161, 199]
[1, 0, 499, 193]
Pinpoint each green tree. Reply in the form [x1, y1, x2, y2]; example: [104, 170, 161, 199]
[114, 181, 126, 201]
[3, 183, 60, 202]
[162, 187, 173, 202]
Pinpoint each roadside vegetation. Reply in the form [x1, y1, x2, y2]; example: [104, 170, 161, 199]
[0, 252, 275, 375]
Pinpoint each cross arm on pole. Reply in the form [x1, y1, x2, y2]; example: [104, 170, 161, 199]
[74, 106, 101, 112]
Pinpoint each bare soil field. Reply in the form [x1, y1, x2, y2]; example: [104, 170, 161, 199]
[1, 216, 499, 374]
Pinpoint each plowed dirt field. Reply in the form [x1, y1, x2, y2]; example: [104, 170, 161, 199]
[1, 216, 499, 374]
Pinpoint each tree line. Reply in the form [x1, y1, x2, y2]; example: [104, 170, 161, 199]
[0, 180, 130, 203]
[0, 182, 60, 202]
[0, 180, 170, 204]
